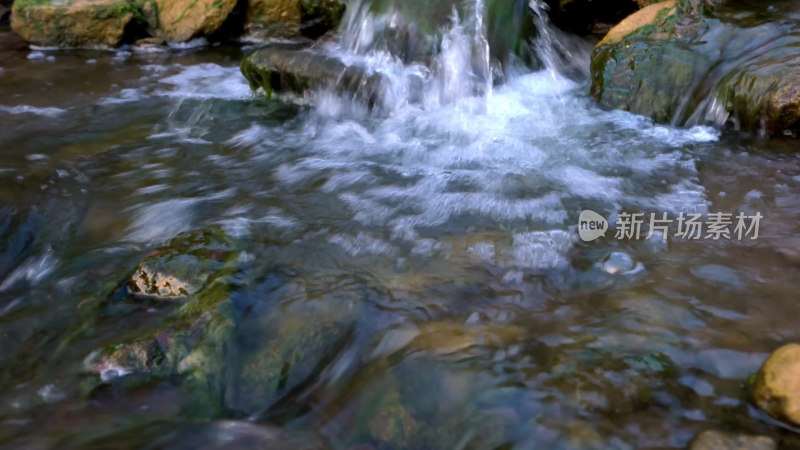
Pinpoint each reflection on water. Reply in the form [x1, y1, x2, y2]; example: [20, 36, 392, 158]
[1, 9, 800, 448]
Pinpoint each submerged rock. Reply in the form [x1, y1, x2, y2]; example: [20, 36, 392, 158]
[227, 275, 361, 415]
[155, 0, 238, 42]
[127, 228, 238, 301]
[11, 0, 139, 48]
[241, 44, 393, 108]
[689, 430, 775, 450]
[87, 280, 237, 418]
[84, 228, 241, 418]
[590, 0, 800, 136]
[753, 343, 800, 426]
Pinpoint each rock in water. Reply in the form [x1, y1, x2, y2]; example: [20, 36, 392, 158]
[86, 228, 241, 418]
[11, 0, 138, 48]
[127, 228, 238, 301]
[753, 343, 800, 425]
[689, 430, 775, 450]
[226, 275, 360, 415]
[156, 0, 238, 42]
[87, 283, 237, 418]
[240, 44, 393, 108]
[590, 0, 800, 137]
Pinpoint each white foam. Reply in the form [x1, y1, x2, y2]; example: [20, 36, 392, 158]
[157, 64, 251, 100]
[0, 105, 66, 117]
[125, 198, 197, 243]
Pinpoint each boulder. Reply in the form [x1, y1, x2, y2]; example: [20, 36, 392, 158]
[86, 281, 237, 418]
[689, 430, 775, 450]
[590, 0, 800, 136]
[716, 59, 800, 136]
[126, 228, 238, 301]
[155, 0, 238, 42]
[11, 0, 139, 48]
[242, 0, 344, 40]
[299, 0, 345, 38]
[240, 44, 393, 108]
[597, 0, 677, 46]
[84, 228, 241, 418]
[245, 0, 302, 38]
[591, 39, 711, 123]
[226, 275, 360, 415]
[753, 343, 800, 426]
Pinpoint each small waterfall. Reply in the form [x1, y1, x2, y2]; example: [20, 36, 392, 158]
[528, 0, 592, 80]
[320, 0, 590, 112]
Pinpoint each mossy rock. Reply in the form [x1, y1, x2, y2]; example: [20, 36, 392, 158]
[86, 280, 237, 418]
[714, 58, 800, 136]
[126, 227, 238, 301]
[226, 277, 359, 415]
[590, 0, 800, 137]
[155, 0, 237, 42]
[596, 0, 678, 47]
[330, 360, 510, 449]
[240, 44, 390, 107]
[84, 228, 241, 419]
[591, 39, 711, 123]
[11, 0, 140, 48]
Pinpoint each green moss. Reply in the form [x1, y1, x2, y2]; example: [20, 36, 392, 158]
[171, 0, 199, 24]
[241, 56, 275, 98]
[12, 0, 60, 9]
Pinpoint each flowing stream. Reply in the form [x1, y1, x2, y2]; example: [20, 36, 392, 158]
[1, 0, 800, 447]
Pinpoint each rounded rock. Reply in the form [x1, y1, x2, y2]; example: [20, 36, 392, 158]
[753, 343, 800, 425]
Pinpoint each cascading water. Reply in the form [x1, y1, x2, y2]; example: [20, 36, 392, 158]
[323, 0, 525, 110]
[11, 0, 800, 446]
[317, 0, 593, 113]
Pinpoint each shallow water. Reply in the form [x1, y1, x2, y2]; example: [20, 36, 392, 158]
[1, 11, 800, 448]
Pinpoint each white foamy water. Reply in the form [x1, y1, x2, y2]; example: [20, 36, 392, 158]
[267, 70, 716, 238]
[91, 0, 718, 268]
[0, 105, 66, 117]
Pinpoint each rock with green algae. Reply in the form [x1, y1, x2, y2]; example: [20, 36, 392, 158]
[84, 228, 241, 419]
[86, 279, 237, 419]
[240, 44, 391, 107]
[590, 0, 800, 137]
[11, 0, 141, 48]
[226, 276, 360, 415]
[126, 227, 238, 301]
[753, 343, 800, 426]
[689, 430, 775, 450]
[154, 0, 238, 42]
[330, 360, 510, 449]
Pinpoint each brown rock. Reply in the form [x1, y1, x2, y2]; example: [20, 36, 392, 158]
[753, 343, 800, 425]
[247, 0, 301, 28]
[689, 430, 775, 450]
[598, 0, 677, 47]
[156, 0, 238, 42]
[11, 0, 137, 48]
